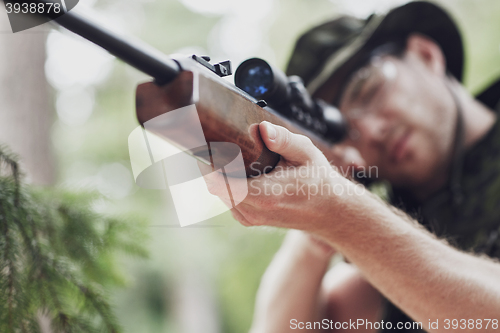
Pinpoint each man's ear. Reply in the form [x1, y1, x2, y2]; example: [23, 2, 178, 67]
[405, 33, 446, 76]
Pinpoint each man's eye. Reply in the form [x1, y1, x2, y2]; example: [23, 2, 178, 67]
[358, 83, 381, 106]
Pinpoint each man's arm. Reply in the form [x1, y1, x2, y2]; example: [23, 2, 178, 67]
[250, 231, 332, 333]
[325, 195, 500, 331]
[322, 262, 383, 332]
[206, 122, 500, 332]
[250, 230, 383, 333]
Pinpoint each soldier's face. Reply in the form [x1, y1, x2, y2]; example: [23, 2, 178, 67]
[336, 51, 456, 189]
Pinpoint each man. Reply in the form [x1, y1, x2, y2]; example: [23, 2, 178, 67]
[206, 2, 500, 332]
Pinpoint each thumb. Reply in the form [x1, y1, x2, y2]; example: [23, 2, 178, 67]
[259, 121, 320, 165]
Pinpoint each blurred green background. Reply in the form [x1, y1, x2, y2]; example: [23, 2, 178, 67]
[4, 0, 500, 332]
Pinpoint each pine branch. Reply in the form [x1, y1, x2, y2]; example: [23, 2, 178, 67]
[0, 147, 20, 331]
[0, 146, 148, 332]
[0, 200, 14, 331]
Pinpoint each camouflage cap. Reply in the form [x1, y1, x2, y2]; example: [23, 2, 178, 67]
[286, 1, 464, 105]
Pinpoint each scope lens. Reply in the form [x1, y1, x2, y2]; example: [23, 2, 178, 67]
[236, 62, 273, 98]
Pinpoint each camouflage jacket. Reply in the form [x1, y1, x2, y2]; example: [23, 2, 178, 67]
[382, 78, 500, 332]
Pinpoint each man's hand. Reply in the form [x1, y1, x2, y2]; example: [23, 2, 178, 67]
[204, 121, 364, 235]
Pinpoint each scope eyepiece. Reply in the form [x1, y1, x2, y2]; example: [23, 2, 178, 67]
[234, 59, 272, 97]
[235, 58, 290, 106]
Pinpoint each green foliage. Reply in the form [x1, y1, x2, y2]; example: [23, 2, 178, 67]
[0, 147, 147, 333]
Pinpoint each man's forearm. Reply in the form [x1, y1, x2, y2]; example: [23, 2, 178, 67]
[323, 190, 500, 332]
[250, 231, 332, 333]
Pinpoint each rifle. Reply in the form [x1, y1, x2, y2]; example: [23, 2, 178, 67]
[7, 0, 347, 177]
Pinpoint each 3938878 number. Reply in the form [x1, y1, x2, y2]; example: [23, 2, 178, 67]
[5, 2, 62, 14]
[444, 319, 499, 330]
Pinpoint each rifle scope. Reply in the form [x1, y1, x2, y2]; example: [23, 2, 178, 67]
[235, 58, 347, 143]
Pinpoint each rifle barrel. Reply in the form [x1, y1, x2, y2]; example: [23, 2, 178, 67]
[34, 1, 181, 84]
